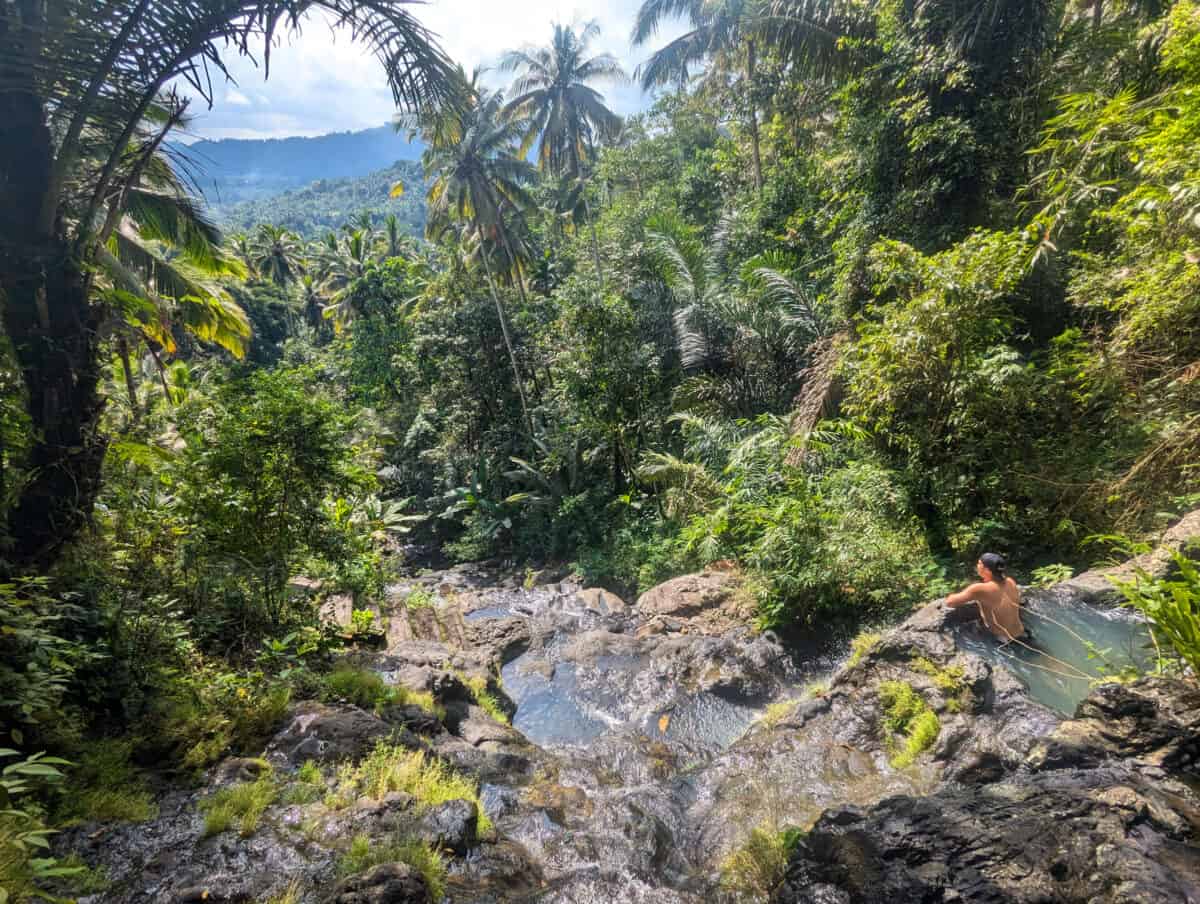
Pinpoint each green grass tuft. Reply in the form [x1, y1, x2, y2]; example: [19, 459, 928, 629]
[847, 631, 882, 667]
[338, 833, 446, 900]
[892, 709, 941, 768]
[757, 700, 796, 729]
[877, 680, 941, 768]
[57, 739, 157, 824]
[474, 690, 510, 726]
[200, 774, 278, 837]
[322, 666, 444, 719]
[335, 742, 491, 835]
[719, 823, 804, 901]
[297, 759, 323, 785]
[452, 670, 509, 725]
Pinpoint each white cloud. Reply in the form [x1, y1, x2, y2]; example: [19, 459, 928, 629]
[178, 2, 685, 141]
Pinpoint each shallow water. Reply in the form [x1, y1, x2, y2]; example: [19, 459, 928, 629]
[955, 588, 1154, 716]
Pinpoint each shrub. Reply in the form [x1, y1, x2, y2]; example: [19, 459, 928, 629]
[404, 589, 437, 610]
[1112, 551, 1200, 676]
[349, 609, 380, 638]
[719, 824, 804, 901]
[200, 774, 277, 837]
[337, 833, 446, 900]
[323, 667, 390, 711]
[157, 667, 291, 771]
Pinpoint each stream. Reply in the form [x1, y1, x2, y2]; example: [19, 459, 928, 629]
[60, 562, 1165, 904]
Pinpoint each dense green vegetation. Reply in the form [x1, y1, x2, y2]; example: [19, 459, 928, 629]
[5, 0, 1200, 898]
[214, 160, 428, 238]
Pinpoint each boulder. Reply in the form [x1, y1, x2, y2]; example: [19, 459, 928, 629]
[464, 615, 531, 666]
[329, 863, 430, 904]
[210, 756, 271, 786]
[774, 770, 1200, 904]
[381, 703, 444, 736]
[1029, 676, 1200, 772]
[576, 587, 629, 616]
[265, 702, 401, 766]
[635, 571, 752, 635]
[417, 798, 478, 854]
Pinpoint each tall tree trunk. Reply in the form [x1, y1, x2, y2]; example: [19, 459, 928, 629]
[1, 247, 107, 568]
[583, 196, 606, 296]
[1092, 0, 1103, 29]
[746, 39, 763, 196]
[117, 335, 140, 422]
[479, 247, 534, 440]
[1, 77, 107, 569]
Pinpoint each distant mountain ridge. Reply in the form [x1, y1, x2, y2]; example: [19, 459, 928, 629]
[214, 159, 427, 240]
[180, 124, 424, 206]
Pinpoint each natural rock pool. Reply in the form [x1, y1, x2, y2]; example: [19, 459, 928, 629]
[955, 584, 1155, 716]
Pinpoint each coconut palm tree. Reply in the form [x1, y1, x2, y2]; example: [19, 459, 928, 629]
[0, 0, 456, 566]
[415, 71, 538, 438]
[250, 225, 305, 287]
[500, 22, 626, 290]
[632, 0, 868, 194]
[319, 228, 376, 327]
[633, 0, 769, 192]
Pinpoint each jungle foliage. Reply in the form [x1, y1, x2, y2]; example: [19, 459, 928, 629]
[3, 1, 1200, 896]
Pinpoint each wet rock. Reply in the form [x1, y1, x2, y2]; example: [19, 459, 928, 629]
[265, 702, 404, 766]
[464, 616, 531, 666]
[636, 570, 751, 635]
[418, 798, 478, 853]
[1029, 676, 1200, 773]
[457, 706, 527, 751]
[774, 769, 1200, 904]
[330, 863, 430, 904]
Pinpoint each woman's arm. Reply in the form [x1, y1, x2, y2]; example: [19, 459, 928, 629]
[945, 585, 980, 608]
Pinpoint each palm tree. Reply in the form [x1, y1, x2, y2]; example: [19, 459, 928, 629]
[500, 22, 626, 291]
[633, 0, 768, 192]
[415, 70, 538, 438]
[250, 225, 305, 287]
[318, 229, 376, 327]
[93, 99, 250, 420]
[0, 0, 456, 566]
[383, 213, 406, 259]
[632, 0, 867, 194]
[646, 212, 825, 417]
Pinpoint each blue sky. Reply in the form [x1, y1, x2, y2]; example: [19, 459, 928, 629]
[182, 1, 685, 141]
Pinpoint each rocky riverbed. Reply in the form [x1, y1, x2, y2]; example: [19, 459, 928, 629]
[60, 535, 1200, 904]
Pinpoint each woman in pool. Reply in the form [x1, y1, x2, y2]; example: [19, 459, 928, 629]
[945, 552, 1028, 643]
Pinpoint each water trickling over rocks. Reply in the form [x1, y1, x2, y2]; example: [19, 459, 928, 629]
[59, 548, 1200, 904]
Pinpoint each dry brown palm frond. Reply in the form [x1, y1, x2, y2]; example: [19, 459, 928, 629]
[786, 330, 849, 466]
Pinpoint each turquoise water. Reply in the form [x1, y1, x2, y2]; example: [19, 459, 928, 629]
[954, 588, 1155, 716]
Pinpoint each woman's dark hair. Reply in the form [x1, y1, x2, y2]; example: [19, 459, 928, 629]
[979, 552, 1007, 581]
